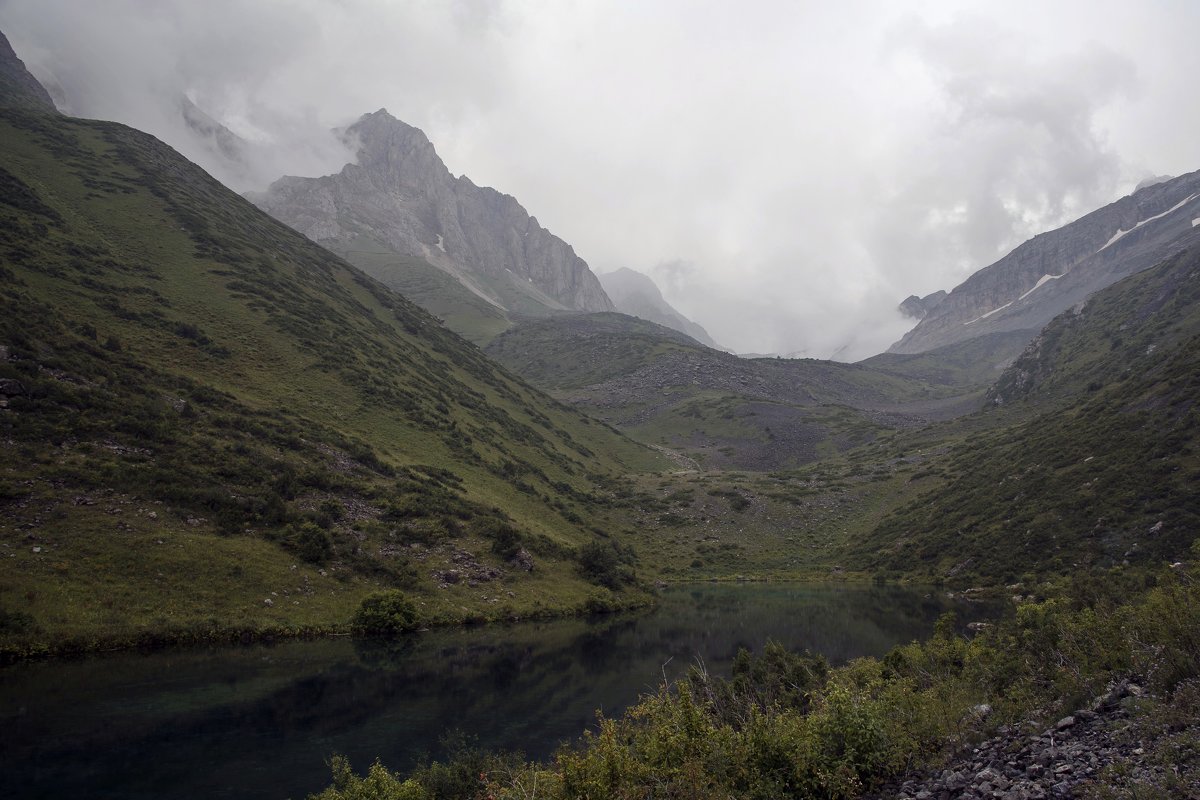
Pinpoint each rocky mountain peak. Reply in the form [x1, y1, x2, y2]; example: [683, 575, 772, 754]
[251, 109, 614, 316]
[342, 109, 449, 189]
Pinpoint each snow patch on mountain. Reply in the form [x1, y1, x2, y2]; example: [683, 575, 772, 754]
[963, 302, 1013, 326]
[1018, 274, 1064, 302]
[1100, 193, 1198, 252]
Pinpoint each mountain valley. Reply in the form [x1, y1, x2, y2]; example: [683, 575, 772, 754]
[3, 19, 1200, 799]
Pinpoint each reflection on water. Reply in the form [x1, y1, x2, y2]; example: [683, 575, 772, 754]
[0, 584, 1001, 799]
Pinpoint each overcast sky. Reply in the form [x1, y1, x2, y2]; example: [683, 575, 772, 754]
[4, 0, 1198, 359]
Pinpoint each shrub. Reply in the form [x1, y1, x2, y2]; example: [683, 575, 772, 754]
[279, 522, 332, 565]
[310, 756, 427, 800]
[471, 518, 522, 559]
[576, 540, 632, 589]
[408, 733, 526, 800]
[350, 591, 419, 636]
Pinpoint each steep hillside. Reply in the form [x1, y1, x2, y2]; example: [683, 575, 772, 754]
[597, 267, 718, 348]
[988, 246, 1200, 408]
[859, 330, 1032, 389]
[852, 247, 1200, 582]
[486, 313, 997, 470]
[0, 31, 56, 113]
[891, 171, 1200, 354]
[334, 241, 512, 345]
[250, 109, 613, 333]
[0, 96, 668, 655]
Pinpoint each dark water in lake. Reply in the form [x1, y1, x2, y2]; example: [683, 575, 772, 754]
[0, 584, 1000, 799]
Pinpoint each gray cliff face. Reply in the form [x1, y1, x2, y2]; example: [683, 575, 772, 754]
[251, 109, 613, 314]
[597, 267, 718, 348]
[889, 170, 1200, 354]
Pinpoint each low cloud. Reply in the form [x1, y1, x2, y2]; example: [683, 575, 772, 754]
[1, 1, 1190, 360]
[866, 16, 1137, 293]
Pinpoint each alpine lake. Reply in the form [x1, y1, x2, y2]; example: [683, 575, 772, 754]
[1, 583, 1004, 799]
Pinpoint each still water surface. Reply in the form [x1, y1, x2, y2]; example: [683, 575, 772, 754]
[0, 583, 1000, 799]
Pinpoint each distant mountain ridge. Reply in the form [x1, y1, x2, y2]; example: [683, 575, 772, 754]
[890, 170, 1200, 354]
[485, 312, 1007, 470]
[597, 267, 718, 348]
[250, 109, 613, 321]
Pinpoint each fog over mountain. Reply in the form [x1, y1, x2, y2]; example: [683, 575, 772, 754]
[4, 0, 1198, 359]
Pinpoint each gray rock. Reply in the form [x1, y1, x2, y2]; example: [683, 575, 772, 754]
[252, 109, 614, 317]
[899, 290, 948, 320]
[509, 548, 535, 572]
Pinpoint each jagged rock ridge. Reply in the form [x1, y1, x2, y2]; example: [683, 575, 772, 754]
[890, 170, 1200, 354]
[597, 267, 718, 348]
[251, 109, 613, 317]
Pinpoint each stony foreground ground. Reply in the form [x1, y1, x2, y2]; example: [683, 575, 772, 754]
[871, 681, 1200, 799]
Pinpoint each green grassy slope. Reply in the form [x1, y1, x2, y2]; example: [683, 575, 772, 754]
[859, 329, 1032, 389]
[331, 237, 513, 346]
[484, 312, 703, 389]
[988, 246, 1200, 407]
[847, 247, 1200, 583]
[0, 105, 669, 655]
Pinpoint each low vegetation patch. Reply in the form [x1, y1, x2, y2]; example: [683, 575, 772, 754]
[310, 556, 1200, 799]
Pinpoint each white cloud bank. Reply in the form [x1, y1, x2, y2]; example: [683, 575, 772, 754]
[3, 0, 1198, 359]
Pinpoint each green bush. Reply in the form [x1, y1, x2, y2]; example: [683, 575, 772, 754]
[350, 591, 419, 636]
[407, 734, 526, 800]
[278, 522, 333, 565]
[309, 756, 427, 800]
[576, 540, 633, 589]
[471, 518, 522, 559]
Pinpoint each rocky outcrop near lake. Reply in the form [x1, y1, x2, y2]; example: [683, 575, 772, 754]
[890, 171, 1200, 354]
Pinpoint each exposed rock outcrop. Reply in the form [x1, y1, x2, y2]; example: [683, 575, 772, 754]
[871, 681, 1198, 800]
[251, 109, 613, 316]
[899, 290, 948, 321]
